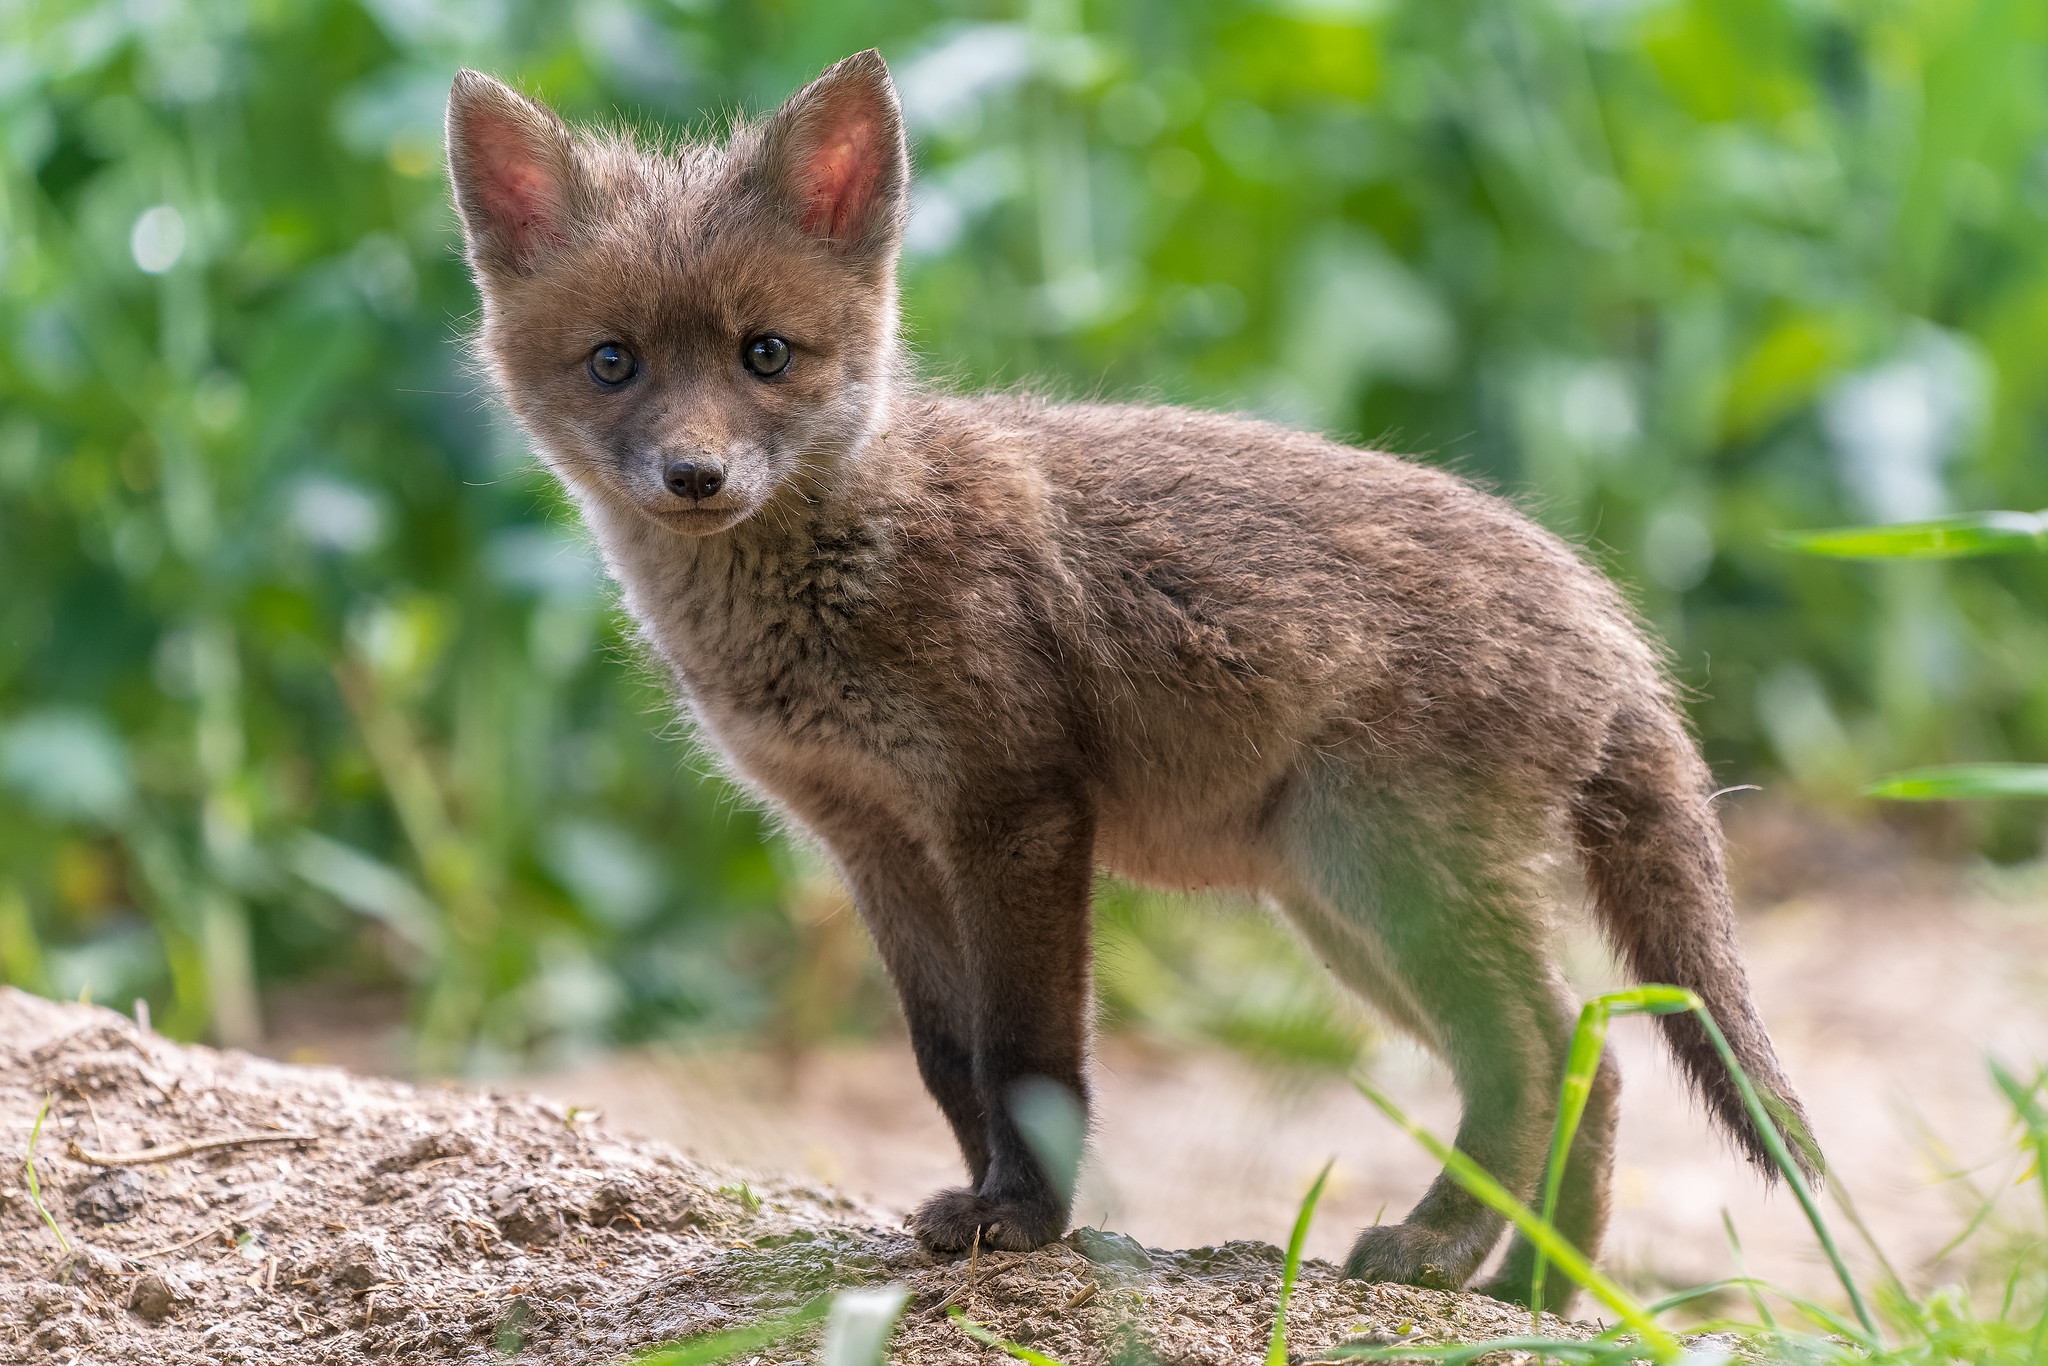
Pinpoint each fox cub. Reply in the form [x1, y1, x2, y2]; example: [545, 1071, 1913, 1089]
[447, 50, 1814, 1303]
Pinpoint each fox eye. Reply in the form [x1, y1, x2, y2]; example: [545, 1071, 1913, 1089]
[589, 344, 636, 385]
[743, 335, 791, 378]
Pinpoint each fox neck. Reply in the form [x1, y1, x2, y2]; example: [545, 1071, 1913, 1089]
[575, 386, 911, 696]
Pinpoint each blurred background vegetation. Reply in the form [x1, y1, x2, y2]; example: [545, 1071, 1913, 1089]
[1, 0, 2045, 1069]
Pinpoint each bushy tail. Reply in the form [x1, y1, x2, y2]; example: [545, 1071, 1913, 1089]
[1575, 705, 1821, 1185]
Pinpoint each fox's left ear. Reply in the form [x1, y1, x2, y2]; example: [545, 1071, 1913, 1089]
[753, 49, 908, 267]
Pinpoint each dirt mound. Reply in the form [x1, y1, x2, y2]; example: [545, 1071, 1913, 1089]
[0, 989, 1590, 1363]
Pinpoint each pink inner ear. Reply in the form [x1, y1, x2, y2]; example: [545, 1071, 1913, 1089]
[796, 119, 881, 242]
[467, 114, 567, 260]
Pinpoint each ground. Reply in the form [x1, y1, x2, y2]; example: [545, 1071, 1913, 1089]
[12, 818, 2048, 1361]
[0, 988, 1591, 1366]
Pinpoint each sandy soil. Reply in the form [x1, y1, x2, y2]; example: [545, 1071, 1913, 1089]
[525, 877, 2048, 1311]
[0, 988, 1596, 1365]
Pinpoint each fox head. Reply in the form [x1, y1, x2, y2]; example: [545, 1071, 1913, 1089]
[446, 51, 908, 538]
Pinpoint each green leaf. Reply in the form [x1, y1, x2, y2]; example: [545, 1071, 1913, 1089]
[1268, 1158, 1334, 1366]
[1009, 1077, 1086, 1207]
[1774, 511, 2048, 560]
[630, 1296, 830, 1366]
[949, 1308, 1075, 1366]
[1531, 988, 1699, 1323]
[1350, 1075, 1682, 1361]
[821, 1285, 912, 1366]
[1866, 765, 2048, 800]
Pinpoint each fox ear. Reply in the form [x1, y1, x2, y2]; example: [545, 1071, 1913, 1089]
[754, 49, 907, 265]
[446, 70, 581, 276]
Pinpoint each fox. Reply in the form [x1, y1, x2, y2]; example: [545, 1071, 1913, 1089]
[444, 50, 1816, 1304]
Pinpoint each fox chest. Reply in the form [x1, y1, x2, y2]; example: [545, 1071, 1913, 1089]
[628, 554, 939, 813]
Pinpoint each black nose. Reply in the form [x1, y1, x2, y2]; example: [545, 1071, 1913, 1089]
[662, 457, 724, 501]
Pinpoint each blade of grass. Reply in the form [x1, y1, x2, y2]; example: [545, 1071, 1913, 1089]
[1924, 1151, 2011, 1266]
[1827, 1172, 1908, 1305]
[1529, 987, 1697, 1325]
[1986, 1061, 2048, 1362]
[949, 1307, 1074, 1366]
[1761, 1286, 1880, 1342]
[1642, 1274, 1764, 1322]
[1322, 1335, 1649, 1365]
[1866, 764, 2048, 800]
[1719, 1213, 1777, 1332]
[629, 1294, 830, 1366]
[23, 1094, 68, 1255]
[1998, 1239, 2032, 1321]
[1269, 1158, 1335, 1366]
[1681, 997, 1878, 1342]
[1530, 1000, 1611, 1328]
[1350, 1075, 1681, 1361]
[821, 1284, 911, 1366]
[1773, 510, 2048, 559]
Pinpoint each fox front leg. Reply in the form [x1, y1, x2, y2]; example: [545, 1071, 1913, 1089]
[907, 789, 1096, 1254]
[825, 821, 991, 1182]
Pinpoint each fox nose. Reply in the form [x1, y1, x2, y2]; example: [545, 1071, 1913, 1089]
[662, 457, 724, 501]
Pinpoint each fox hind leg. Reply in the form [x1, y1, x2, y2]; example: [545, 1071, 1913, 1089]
[1477, 1041, 1620, 1311]
[1275, 778, 1593, 1292]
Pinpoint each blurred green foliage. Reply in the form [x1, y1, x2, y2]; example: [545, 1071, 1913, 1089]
[1785, 507, 2048, 799]
[2, 0, 2046, 1060]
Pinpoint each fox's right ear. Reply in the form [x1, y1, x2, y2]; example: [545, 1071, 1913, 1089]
[446, 70, 581, 277]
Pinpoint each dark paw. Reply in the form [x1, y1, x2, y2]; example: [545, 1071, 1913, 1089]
[1342, 1223, 1473, 1291]
[909, 1186, 1064, 1254]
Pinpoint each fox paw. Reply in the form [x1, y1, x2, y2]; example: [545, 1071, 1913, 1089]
[1342, 1223, 1476, 1291]
[910, 1186, 1064, 1254]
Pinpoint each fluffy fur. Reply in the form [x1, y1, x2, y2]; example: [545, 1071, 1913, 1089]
[446, 50, 1816, 1304]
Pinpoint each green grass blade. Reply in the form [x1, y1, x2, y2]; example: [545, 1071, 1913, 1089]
[1268, 1157, 1335, 1366]
[1999, 1239, 2032, 1321]
[1586, 985, 1702, 1015]
[1774, 511, 2048, 559]
[1826, 1172, 1909, 1307]
[1530, 1000, 1611, 1327]
[1866, 764, 2048, 800]
[1764, 1288, 1877, 1342]
[1641, 1275, 1762, 1321]
[1719, 1214, 1777, 1332]
[1684, 1001, 1878, 1343]
[950, 1307, 1074, 1366]
[23, 1094, 68, 1255]
[629, 1294, 830, 1366]
[1530, 987, 1695, 1325]
[1322, 1335, 1649, 1365]
[1986, 1061, 2048, 1361]
[1350, 1075, 1682, 1361]
[821, 1285, 912, 1366]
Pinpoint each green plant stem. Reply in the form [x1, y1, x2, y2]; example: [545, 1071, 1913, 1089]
[1350, 1075, 1681, 1362]
[1529, 1000, 1612, 1326]
[0, 883, 49, 994]
[950, 1308, 1073, 1366]
[24, 1095, 68, 1255]
[1720, 1213, 1778, 1333]
[336, 658, 498, 1071]
[1987, 1061, 2048, 1362]
[1687, 1001, 1878, 1342]
[1269, 1158, 1334, 1366]
[1528, 986, 1698, 1327]
[630, 1294, 829, 1366]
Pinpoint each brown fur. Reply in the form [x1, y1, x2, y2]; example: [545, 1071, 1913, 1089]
[446, 51, 1817, 1304]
